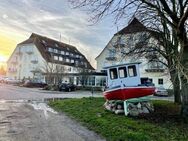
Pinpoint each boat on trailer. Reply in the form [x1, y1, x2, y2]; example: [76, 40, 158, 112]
[103, 62, 155, 100]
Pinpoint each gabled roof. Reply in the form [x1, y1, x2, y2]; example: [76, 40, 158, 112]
[96, 18, 159, 59]
[115, 18, 148, 35]
[18, 33, 94, 70]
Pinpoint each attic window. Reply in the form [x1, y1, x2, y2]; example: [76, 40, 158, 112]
[67, 47, 70, 50]
[48, 48, 53, 52]
[42, 40, 46, 44]
[66, 52, 69, 55]
[75, 49, 77, 52]
[55, 43, 59, 47]
[61, 51, 65, 55]
[54, 49, 58, 53]
[85, 62, 87, 68]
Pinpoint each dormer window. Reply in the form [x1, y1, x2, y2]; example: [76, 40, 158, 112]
[54, 49, 58, 53]
[42, 40, 46, 44]
[85, 62, 87, 68]
[67, 47, 70, 50]
[55, 43, 59, 47]
[61, 51, 65, 55]
[66, 52, 69, 55]
[48, 48, 53, 52]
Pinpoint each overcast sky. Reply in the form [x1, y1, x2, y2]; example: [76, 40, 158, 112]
[0, 0, 128, 68]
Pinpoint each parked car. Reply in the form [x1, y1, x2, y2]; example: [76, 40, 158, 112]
[0, 76, 8, 83]
[154, 87, 168, 96]
[4, 77, 21, 84]
[59, 83, 76, 92]
[23, 80, 47, 88]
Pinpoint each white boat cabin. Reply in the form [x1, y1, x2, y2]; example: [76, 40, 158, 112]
[104, 62, 141, 88]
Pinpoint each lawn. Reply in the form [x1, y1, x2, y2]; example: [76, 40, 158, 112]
[49, 98, 188, 141]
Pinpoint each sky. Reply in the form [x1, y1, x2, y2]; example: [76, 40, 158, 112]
[0, 0, 127, 68]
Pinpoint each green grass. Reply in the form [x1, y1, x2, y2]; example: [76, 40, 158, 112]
[49, 98, 188, 141]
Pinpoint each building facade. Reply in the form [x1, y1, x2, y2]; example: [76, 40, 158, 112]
[96, 18, 172, 89]
[7, 33, 97, 85]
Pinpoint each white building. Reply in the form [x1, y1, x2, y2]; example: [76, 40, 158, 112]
[7, 33, 96, 85]
[96, 18, 172, 89]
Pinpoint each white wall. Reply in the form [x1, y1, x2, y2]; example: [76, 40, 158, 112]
[96, 32, 172, 89]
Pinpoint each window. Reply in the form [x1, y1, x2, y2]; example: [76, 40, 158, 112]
[75, 60, 79, 66]
[59, 56, 63, 61]
[71, 59, 74, 63]
[66, 52, 69, 55]
[54, 56, 58, 60]
[55, 43, 59, 47]
[109, 49, 116, 57]
[54, 49, 58, 53]
[110, 68, 118, 79]
[60, 51, 65, 55]
[85, 62, 87, 68]
[128, 65, 137, 77]
[48, 48, 53, 52]
[158, 79, 163, 85]
[88, 77, 95, 86]
[66, 58, 70, 62]
[42, 40, 46, 44]
[70, 53, 74, 56]
[119, 67, 127, 78]
[149, 79, 153, 83]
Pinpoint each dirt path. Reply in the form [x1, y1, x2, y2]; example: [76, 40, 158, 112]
[0, 100, 105, 141]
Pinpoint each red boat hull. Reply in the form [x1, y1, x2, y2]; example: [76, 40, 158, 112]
[104, 86, 155, 100]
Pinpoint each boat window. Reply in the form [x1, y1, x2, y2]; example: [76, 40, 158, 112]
[128, 65, 137, 77]
[110, 68, 118, 79]
[119, 67, 127, 78]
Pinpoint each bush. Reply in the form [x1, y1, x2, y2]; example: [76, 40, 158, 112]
[43, 84, 59, 91]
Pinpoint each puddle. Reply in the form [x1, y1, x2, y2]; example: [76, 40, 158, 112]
[29, 102, 57, 119]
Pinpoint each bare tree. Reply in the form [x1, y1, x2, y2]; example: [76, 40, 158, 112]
[69, 0, 188, 116]
[76, 67, 91, 86]
[41, 61, 66, 85]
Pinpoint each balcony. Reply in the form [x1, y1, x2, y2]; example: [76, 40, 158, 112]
[106, 56, 117, 61]
[26, 50, 33, 55]
[145, 52, 158, 59]
[145, 67, 165, 72]
[31, 59, 38, 64]
[8, 68, 17, 73]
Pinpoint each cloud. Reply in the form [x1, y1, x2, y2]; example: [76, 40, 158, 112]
[2, 14, 8, 19]
[0, 0, 122, 68]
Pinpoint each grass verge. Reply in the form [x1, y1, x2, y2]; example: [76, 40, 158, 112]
[49, 98, 188, 141]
